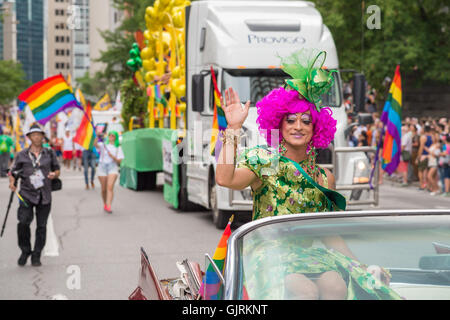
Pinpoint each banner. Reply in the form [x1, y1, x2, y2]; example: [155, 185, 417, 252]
[93, 93, 113, 111]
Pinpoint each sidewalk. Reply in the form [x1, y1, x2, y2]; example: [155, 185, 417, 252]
[382, 172, 449, 197]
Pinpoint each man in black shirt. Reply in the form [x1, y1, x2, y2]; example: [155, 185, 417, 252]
[9, 123, 60, 267]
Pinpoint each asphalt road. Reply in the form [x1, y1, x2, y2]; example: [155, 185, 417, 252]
[0, 168, 448, 300]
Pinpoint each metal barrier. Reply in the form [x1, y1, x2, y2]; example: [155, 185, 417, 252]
[228, 146, 380, 207]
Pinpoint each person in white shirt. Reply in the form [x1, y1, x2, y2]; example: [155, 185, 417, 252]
[62, 130, 74, 170]
[94, 131, 124, 214]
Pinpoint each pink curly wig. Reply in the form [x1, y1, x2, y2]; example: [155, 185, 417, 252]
[256, 87, 337, 149]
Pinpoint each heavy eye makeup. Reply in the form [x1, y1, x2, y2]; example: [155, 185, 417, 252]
[285, 113, 312, 125]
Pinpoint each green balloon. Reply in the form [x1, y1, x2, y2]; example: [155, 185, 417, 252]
[126, 59, 137, 71]
[129, 49, 138, 59]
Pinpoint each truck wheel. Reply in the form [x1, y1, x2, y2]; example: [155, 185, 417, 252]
[210, 183, 231, 229]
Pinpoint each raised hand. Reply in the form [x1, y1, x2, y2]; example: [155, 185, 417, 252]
[221, 87, 250, 130]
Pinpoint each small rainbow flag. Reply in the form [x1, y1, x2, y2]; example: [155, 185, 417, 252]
[18, 74, 82, 125]
[74, 102, 95, 150]
[210, 67, 227, 160]
[380, 65, 402, 175]
[198, 215, 233, 300]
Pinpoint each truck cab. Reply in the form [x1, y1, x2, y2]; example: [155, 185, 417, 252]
[178, 0, 375, 228]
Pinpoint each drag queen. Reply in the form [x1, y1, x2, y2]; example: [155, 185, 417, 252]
[215, 50, 401, 300]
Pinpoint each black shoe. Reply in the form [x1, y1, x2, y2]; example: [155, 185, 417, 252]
[18, 252, 31, 266]
[31, 254, 42, 267]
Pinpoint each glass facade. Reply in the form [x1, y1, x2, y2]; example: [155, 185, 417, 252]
[72, 0, 90, 83]
[0, 0, 7, 60]
[15, 0, 44, 83]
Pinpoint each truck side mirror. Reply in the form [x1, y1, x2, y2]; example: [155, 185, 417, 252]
[192, 74, 205, 112]
[353, 73, 366, 113]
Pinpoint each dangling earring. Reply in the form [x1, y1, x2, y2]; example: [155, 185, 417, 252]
[307, 142, 318, 179]
[279, 138, 287, 156]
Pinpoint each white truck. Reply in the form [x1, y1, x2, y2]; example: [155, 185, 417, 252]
[170, 0, 376, 228]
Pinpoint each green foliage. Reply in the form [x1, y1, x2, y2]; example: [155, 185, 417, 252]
[0, 60, 30, 107]
[120, 79, 148, 131]
[312, 0, 449, 101]
[77, 0, 155, 125]
[92, 0, 155, 91]
[76, 71, 111, 101]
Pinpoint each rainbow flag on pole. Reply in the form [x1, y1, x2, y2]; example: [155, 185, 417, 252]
[210, 67, 228, 160]
[74, 102, 95, 150]
[18, 74, 82, 125]
[198, 215, 233, 300]
[380, 65, 402, 175]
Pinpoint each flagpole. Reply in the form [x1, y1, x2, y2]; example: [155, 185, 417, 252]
[369, 125, 385, 189]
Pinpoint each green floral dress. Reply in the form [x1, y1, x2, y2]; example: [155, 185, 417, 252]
[236, 145, 402, 300]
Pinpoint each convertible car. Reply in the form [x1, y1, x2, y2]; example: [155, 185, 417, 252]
[129, 209, 450, 300]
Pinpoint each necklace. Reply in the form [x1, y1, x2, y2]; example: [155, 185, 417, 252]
[299, 148, 319, 181]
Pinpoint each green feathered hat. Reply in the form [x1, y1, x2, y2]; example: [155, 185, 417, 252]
[280, 49, 337, 112]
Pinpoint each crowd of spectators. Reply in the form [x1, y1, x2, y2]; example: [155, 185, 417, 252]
[343, 81, 449, 196]
[347, 112, 450, 196]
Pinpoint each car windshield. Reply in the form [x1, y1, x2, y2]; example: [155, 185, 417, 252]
[222, 69, 341, 108]
[235, 214, 450, 300]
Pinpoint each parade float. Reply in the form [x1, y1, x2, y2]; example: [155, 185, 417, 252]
[120, 0, 189, 211]
[121, 0, 378, 229]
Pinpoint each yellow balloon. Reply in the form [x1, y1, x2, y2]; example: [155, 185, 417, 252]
[179, 45, 185, 57]
[172, 12, 183, 28]
[162, 14, 171, 26]
[143, 58, 156, 71]
[171, 66, 181, 78]
[145, 71, 154, 83]
[174, 84, 185, 98]
[146, 7, 155, 19]
[140, 47, 153, 60]
[160, 0, 171, 7]
[144, 30, 152, 41]
[178, 102, 186, 113]
[177, 33, 184, 46]
[174, 0, 185, 6]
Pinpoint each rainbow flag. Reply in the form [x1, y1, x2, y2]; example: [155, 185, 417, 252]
[198, 215, 233, 300]
[18, 75, 81, 124]
[74, 102, 95, 150]
[210, 67, 227, 160]
[380, 65, 402, 175]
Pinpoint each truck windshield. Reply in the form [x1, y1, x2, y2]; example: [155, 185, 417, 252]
[222, 69, 341, 108]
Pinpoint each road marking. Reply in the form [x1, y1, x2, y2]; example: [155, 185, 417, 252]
[43, 214, 59, 257]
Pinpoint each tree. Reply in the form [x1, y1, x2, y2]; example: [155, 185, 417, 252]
[311, 0, 449, 103]
[76, 0, 155, 96]
[0, 60, 30, 109]
[76, 71, 111, 102]
[120, 78, 148, 130]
